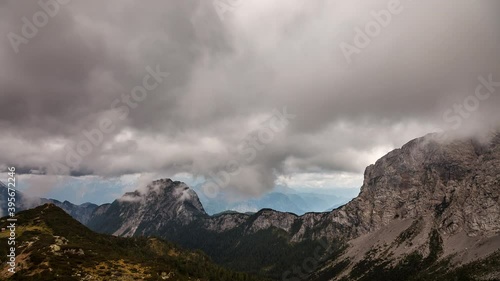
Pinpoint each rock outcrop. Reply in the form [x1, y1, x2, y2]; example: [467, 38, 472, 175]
[330, 132, 500, 238]
[87, 179, 208, 237]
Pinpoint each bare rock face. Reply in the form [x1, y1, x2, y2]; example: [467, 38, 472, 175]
[87, 179, 208, 237]
[207, 132, 500, 243]
[308, 133, 500, 280]
[330, 133, 500, 239]
[50, 200, 99, 225]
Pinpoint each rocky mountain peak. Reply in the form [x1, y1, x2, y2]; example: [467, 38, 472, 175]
[119, 178, 206, 215]
[85, 133, 500, 279]
[88, 178, 207, 238]
[88, 133, 500, 242]
[341, 132, 500, 237]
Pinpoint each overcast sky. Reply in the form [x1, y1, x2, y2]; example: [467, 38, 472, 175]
[1, 0, 499, 204]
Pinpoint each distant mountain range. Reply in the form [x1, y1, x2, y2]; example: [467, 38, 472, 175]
[0, 181, 101, 225]
[0, 181, 354, 221]
[194, 188, 353, 215]
[2, 132, 500, 280]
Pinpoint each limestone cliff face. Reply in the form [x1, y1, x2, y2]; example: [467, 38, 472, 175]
[309, 133, 500, 280]
[329, 133, 500, 238]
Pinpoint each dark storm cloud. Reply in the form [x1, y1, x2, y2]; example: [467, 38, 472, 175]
[1, 0, 499, 195]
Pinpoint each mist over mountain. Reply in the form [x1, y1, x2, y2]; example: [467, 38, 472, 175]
[2, 0, 500, 200]
[193, 185, 353, 215]
[2, 132, 500, 280]
[83, 133, 500, 280]
[1, 0, 500, 280]
[0, 181, 98, 225]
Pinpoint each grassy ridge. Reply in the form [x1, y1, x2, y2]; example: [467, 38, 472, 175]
[0, 204, 270, 281]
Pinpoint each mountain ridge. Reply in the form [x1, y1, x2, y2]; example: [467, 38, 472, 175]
[86, 132, 500, 279]
[3, 132, 499, 279]
[0, 184, 99, 225]
[0, 203, 269, 281]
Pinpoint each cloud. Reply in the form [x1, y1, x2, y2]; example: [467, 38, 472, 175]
[1, 0, 499, 197]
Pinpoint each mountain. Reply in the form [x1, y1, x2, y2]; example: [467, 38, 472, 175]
[87, 179, 208, 239]
[195, 190, 350, 215]
[309, 133, 500, 280]
[291, 192, 350, 213]
[0, 204, 268, 281]
[0, 182, 98, 225]
[0, 181, 47, 217]
[196, 191, 306, 215]
[44, 200, 98, 225]
[324, 203, 345, 212]
[88, 180, 337, 278]
[88, 132, 500, 280]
